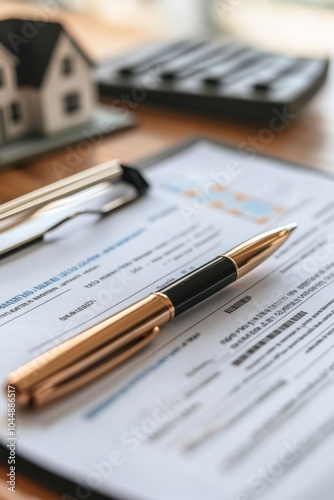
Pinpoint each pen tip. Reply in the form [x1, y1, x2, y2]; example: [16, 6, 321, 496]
[285, 222, 298, 233]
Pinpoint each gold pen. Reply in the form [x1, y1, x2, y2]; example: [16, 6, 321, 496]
[6, 223, 297, 408]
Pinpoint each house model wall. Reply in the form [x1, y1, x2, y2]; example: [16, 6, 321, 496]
[0, 19, 96, 146]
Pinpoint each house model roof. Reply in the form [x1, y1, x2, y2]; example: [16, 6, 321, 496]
[0, 18, 93, 87]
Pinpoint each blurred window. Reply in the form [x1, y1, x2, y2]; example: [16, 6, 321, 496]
[10, 102, 21, 123]
[64, 92, 80, 114]
[61, 57, 73, 76]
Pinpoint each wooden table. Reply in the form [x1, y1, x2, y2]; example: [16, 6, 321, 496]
[0, 2, 333, 499]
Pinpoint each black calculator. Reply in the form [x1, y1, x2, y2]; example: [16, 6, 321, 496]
[95, 39, 329, 123]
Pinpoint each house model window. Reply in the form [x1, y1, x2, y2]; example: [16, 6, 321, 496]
[64, 92, 80, 114]
[0, 68, 4, 87]
[11, 102, 21, 123]
[61, 57, 73, 76]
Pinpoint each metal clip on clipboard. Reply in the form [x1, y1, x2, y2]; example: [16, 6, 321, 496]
[0, 160, 149, 259]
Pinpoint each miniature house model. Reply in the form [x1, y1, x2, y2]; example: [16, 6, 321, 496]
[0, 19, 96, 146]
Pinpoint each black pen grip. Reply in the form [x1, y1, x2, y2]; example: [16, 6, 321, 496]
[159, 256, 237, 316]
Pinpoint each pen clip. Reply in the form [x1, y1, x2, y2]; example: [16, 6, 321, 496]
[21, 326, 160, 407]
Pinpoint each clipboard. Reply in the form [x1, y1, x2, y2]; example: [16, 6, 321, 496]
[1, 136, 334, 500]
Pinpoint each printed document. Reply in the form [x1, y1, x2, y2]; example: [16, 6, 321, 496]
[1, 140, 334, 500]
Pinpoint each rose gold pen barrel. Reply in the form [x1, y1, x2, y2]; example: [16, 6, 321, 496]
[5, 223, 296, 408]
[6, 293, 174, 408]
[224, 223, 296, 278]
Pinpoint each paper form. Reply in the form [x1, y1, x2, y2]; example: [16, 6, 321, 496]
[1, 139, 334, 500]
